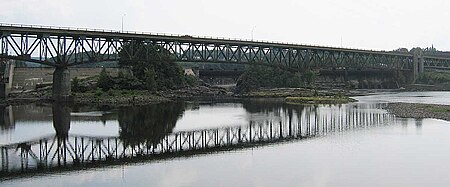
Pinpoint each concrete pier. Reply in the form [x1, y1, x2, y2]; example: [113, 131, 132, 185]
[52, 66, 72, 101]
[413, 48, 424, 83]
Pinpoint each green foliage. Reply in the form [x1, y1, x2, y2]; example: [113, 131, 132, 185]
[236, 71, 260, 93]
[72, 77, 80, 92]
[144, 68, 157, 92]
[417, 72, 450, 85]
[113, 71, 144, 90]
[236, 66, 313, 93]
[184, 75, 198, 86]
[118, 43, 188, 91]
[97, 68, 113, 91]
[71, 76, 90, 93]
[303, 71, 317, 86]
[95, 88, 103, 97]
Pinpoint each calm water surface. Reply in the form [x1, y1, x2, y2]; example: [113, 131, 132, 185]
[1, 92, 450, 187]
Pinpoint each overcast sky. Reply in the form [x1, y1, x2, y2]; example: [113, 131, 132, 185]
[2, 0, 450, 51]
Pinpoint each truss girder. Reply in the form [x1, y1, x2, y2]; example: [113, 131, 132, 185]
[2, 26, 445, 70]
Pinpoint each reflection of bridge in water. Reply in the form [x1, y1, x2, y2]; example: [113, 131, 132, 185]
[0, 102, 396, 179]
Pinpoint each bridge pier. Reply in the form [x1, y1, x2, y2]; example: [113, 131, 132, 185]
[0, 58, 9, 100]
[52, 66, 72, 101]
[412, 48, 424, 83]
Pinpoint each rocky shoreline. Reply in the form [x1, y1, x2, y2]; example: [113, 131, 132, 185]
[2, 82, 235, 106]
[386, 103, 450, 121]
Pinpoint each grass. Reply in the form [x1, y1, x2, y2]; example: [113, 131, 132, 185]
[285, 96, 357, 105]
[426, 106, 450, 113]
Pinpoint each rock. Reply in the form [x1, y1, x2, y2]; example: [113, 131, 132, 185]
[385, 103, 450, 121]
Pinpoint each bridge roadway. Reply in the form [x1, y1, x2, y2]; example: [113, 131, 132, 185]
[1, 23, 450, 99]
[0, 104, 396, 179]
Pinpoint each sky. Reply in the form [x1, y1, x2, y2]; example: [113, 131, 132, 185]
[1, 0, 450, 51]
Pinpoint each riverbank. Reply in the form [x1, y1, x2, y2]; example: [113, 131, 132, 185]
[5, 81, 439, 107]
[3, 86, 402, 106]
[238, 88, 403, 98]
[74, 85, 232, 106]
[73, 90, 170, 106]
[386, 103, 450, 121]
[2, 82, 234, 106]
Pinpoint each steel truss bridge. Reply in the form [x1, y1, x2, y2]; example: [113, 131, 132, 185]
[1, 103, 396, 179]
[1, 23, 450, 70]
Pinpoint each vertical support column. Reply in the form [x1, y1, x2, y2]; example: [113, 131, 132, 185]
[52, 66, 72, 101]
[418, 54, 424, 75]
[7, 59, 15, 93]
[0, 58, 7, 100]
[412, 48, 424, 83]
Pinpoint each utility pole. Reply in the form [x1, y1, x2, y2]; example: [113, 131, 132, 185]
[251, 26, 256, 40]
[121, 14, 126, 32]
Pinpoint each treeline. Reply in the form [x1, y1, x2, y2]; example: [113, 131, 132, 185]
[235, 66, 316, 93]
[416, 71, 450, 85]
[394, 46, 450, 58]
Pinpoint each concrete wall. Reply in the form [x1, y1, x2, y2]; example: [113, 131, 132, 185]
[10, 67, 121, 91]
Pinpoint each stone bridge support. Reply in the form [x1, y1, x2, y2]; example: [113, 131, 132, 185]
[412, 48, 424, 83]
[52, 66, 72, 101]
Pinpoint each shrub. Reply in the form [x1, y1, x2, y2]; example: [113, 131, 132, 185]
[97, 68, 113, 91]
[72, 77, 80, 92]
[118, 43, 189, 91]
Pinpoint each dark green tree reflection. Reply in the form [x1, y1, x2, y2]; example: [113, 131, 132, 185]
[241, 99, 306, 116]
[118, 102, 185, 146]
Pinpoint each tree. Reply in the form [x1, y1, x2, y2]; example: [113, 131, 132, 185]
[118, 43, 187, 91]
[97, 68, 113, 91]
[303, 70, 317, 87]
[235, 66, 304, 93]
[72, 77, 81, 92]
[144, 68, 157, 92]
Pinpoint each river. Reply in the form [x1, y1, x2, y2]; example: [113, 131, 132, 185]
[1, 92, 449, 186]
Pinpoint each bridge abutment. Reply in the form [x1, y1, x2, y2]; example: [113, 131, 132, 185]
[52, 66, 72, 101]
